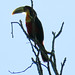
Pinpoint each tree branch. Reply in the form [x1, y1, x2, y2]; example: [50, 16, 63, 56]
[49, 22, 65, 75]
[31, 0, 33, 8]
[47, 61, 51, 75]
[60, 57, 66, 75]
[11, 0, 66, 74]
[32, 55, 43, 75]
[8, 63, 33, 74]
[10, 20, 66, 75]
[55, 22, 64, 38]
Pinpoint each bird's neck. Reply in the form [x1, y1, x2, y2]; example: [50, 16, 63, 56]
[26, 13, 31, 23]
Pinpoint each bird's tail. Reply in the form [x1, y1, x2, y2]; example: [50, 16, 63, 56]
[41, 43, 48, 62]
[41, 51, 48, 62]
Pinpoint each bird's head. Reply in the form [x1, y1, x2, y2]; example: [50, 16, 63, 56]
[12, 6, 36, 17]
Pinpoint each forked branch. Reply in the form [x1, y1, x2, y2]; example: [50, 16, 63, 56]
[10, 21, 66, 75]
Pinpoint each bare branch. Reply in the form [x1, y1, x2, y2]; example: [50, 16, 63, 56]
[52, 31, 56, 51]
[47, 62, 51, 75]
[55, 22, 64, 38]
[31, 0, 33, 8]
[37, 58, 43, 75]
[49, 22, 65, 75]
[11, 1, 66, 75]
[52, 22, 64, 52]
[8, 63, 33, 74]
[11, 23, 14, 38]
[60, 57, 66, 75]
[50, 58, 59, 75]
[32, 55, 43, 75]
[29, 40, 37, 56]
[11, 21, 66, 75]
[11, 22, 20, 38]
[11, 19, 66, 75]
[11, 20, 30, 39]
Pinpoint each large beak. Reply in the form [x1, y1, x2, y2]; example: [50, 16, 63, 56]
[12, 6, 25, 15]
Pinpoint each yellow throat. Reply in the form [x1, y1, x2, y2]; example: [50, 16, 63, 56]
[26, 10, 31, 22]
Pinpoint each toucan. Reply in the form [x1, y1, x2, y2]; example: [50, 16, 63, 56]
[12, 6, 48, 62]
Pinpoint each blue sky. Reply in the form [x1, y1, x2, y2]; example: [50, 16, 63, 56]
[0, 0, 75, 75]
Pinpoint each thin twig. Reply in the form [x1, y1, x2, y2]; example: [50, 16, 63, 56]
[55, 22, 64, 38]
[32, 56, 43, 75]
[37, 56, 43, 75]
[47, 61, 51, 75]
[8, 63, 33, 74]
[29, 40, 37, 56]
[11, 22, 20, 38]
[60, 57, 66, 75]
[50, 58, 59, 75]
[31, 0, 33, 8]
[50, 31, 58, 74]
[11, 20, 30, 39]
[50, 22, 64, 75]
[19, 20, 29, 38]
[32, 58, 47, 69]
[11, 22, 14, 38]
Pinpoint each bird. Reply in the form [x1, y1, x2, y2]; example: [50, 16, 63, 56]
[12, 6, 48, 62]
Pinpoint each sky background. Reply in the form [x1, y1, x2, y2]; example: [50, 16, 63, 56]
[0, 0, 75, 75]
